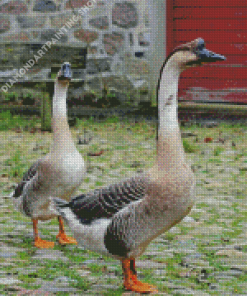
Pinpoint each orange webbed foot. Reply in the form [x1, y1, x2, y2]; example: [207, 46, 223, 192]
[132, 276, 158, 292]
[34, 238, 55, 249]
[124, 280, 158, 294]
[56, 233, 77, 245]
[122, 258, 158, 294]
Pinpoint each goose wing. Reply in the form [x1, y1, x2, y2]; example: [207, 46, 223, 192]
[59, 174, 147, 225]
[12, 160, 41, 198]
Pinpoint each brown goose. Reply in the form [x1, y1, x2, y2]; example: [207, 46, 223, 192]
[12, 63, 86, 248]
[55, 39, 226, 293]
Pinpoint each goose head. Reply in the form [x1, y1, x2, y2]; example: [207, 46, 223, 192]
[166, 38, 226, 72]
[56, 62, 72, 86]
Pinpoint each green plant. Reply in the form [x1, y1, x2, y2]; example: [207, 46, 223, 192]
[214, 146, 225, 156]
[0, 111, 39, 131]
[0, 111, 15, 130]
[105, 116, 120, 123]
[182, 139, 198, 153]
[3, 91, 18, 102]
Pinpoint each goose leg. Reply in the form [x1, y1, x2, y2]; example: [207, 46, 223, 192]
[56, 216, 77, 245]
[32, 219, 54, 248]
[121, 258, 158, 293]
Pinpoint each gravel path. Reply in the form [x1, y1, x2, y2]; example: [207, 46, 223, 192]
[1, 120, 247, 295]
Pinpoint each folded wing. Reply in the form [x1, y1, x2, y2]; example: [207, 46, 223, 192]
[62, 174, 147, 225]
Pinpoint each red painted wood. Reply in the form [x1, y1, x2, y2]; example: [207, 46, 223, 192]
[175, 31, 247, 44]
[174, 0, 247, 7]
[175, 19, 247, 31]
[218, 56, 247, 65]
[221, 92, 247, 103]
[179, 89, 247, 104]
[174, 7, 247, 19]
[179, 78, 247, 89]
[166, 0, 174, 55]
[167, 0, 247, 103]
[183, 66, 247, 80]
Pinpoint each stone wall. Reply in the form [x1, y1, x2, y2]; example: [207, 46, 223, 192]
[0, 0, 154, 105]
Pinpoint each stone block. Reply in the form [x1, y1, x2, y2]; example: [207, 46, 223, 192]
[0, 16, 11, 33]
[86, 58, 111, 74]
[0, 0, 151, 106]
[86, 76, 101, 92]
[41, 29, 68, 43]
[125, 56, 150, 76]
[50, 13, 81, 28]
[103, 32, 124, 56]
[30, 31, 40, 40]
[138, 32, 151, 47]
[86, 75, 134, 101]
[33, 0, 57, 12]
[0, 0, 28, 14]
[17, 16, 46, 28]
[88, 45, 98, 54]
[112, 1, 138, 28]
[65, 0, 89, 9]
[102, 75, 135, 103]
[89, 16, 109, 30]
[74, 29, 98, 43]
[1, 31, 30, 42]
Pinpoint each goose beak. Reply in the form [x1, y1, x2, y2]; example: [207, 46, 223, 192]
[58, 62, 72, 81]
[194, 39, 226, 62]
[197, 49, 226, 62]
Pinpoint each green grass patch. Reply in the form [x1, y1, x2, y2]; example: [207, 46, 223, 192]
[88, 263, 105, 276]
[214, 146, 225, 156]
[0, 111, 39, 131]
[183, 139, 198, 153]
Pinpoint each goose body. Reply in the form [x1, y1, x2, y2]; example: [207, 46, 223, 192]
[55, 39, 226, 293]
[12, 63, 86, 248]
[57, 169, 194, 258]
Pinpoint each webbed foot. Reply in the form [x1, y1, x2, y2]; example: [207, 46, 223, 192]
[34, 237, 55, 249]
[56, 232, 77, 245]
[122, 258, 158, 294]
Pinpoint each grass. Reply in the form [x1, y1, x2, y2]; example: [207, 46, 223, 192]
[214, 147, 225, 156]
[183, 139, 198, 153]
[1, 116, 247, 295]
[0, 111, 39, 131]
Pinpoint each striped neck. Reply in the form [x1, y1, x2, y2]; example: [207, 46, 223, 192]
[156, 59, 185, 166]
[158, 59, 181, 133]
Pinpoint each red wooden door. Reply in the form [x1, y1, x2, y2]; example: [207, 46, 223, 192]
[167, 0, 247, 103]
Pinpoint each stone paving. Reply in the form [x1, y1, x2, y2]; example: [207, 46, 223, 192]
[1, 120, 247, 295]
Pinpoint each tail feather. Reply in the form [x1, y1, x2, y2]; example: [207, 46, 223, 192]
[54, 198, 69, 208]
[52, 198, 71, 222]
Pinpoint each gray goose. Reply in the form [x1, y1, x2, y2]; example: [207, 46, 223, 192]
[12, 62, 86, 248]
[55, 39, 226, 293]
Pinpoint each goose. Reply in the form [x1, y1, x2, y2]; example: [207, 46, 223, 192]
[12, 62, 86, 248]
[54, 39, 226, 293]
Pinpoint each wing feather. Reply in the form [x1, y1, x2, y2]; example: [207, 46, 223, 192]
[12, 160, 41, 198]
[67, 174, 147, 224]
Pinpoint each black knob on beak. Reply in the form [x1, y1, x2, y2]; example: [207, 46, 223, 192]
[59, 62, 72, 80]
[194, 39, 226, 62]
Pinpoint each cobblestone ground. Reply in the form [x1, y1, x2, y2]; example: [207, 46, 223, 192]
[1, 119, 247, 295]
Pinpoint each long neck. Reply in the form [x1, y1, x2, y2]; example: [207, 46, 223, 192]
[51, 82, 75, 152]
[156, 60, 185, 168]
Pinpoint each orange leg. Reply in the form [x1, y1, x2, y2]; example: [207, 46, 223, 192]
[56, 216, 77, 245]
[32, 219, 54, 248]
[121, 258, 158, 294]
